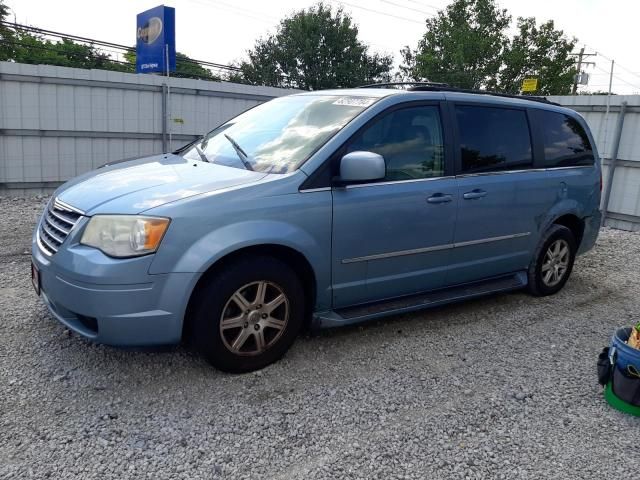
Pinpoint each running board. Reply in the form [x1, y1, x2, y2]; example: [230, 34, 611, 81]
[314, 272, 527, 328]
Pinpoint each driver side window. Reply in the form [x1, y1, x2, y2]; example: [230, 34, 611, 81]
[345, 105, 445, 181]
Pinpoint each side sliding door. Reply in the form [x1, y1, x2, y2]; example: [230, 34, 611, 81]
[447, 102, 536, 285]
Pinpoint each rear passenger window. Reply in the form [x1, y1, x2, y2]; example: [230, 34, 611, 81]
[455, 106, 532, 173]
[539, 111, 594, 167]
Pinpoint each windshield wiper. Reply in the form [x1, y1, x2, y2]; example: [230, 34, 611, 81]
[224, 134, 254, 171]
[193, 143, 210, 163]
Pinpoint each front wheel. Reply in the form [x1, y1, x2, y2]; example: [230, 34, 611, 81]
[191, 256, 305, 373]
[527, 224, 577, 296]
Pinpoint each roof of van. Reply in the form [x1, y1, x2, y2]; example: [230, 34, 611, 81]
[293, 86, 567, 111]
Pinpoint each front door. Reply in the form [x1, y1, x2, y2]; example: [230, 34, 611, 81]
[331, 103, 458, 307]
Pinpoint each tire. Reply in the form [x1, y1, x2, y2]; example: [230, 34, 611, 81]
[191, 256, 305, 373]
[527, 224, 577, 297]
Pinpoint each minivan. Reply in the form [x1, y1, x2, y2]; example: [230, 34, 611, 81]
[32, 84, 601, 372]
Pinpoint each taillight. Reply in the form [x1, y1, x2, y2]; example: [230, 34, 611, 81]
[600, 171, 603, 192]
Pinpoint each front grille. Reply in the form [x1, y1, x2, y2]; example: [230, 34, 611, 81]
[38, 199, 84, 255]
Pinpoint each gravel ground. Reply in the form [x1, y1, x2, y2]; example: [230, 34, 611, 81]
[1, 196, 639, 480]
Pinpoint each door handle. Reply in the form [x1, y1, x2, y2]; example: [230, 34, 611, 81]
[463, 189, 487, 200]
[426, 193, 453, 204]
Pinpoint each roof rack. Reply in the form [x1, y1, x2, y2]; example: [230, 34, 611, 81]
[357, 81, 450, 89]
[357, 82, 560, 106]
[408, 84, 560, 106]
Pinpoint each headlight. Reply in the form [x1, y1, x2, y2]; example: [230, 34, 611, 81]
[80, 215, 170, 258]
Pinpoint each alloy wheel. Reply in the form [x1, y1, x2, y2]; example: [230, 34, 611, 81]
[541, 239, 570, 287]
[219, 281, 289, 356]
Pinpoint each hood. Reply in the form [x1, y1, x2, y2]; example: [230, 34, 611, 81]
[56, 154, 269, 214]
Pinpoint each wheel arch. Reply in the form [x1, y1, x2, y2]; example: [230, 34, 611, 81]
[552, 213, 585, 248]
[182, 243, 317, 342]
[538, 199, 586, 250]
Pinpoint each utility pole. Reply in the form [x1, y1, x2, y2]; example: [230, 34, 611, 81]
[571, 47, 597, 95]
[599, 59, 615, 157]
[572, 47, 585, 94]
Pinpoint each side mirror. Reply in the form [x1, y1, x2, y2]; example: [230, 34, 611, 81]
[336, 151, 385, 185]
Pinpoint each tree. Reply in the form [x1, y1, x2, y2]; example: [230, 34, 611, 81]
[11, 34, 129, 71]
[123, 49, 220, 80]
[400, 0, 577, 95]
[237, 3, 393, 90]
[5, 29, 217, 79]
[174, 53, 220, 80]
[499, 18, 576, 95]
[399, 0, 510, 89]
[0, 0, 16, 60]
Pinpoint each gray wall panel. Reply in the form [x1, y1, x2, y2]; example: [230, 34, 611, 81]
[2, 81, 21, 127]
[21, 82, 40, 129]
[5, 137, 23, 182]
[22, 137, 42, 181]
[74, 86, 93, 131]
[0, 61, 295, 192]
[41, 137, 59, 181]
[90, 87, 108, 132]
[59, 137, 76, 180]
[39, 83, 57, 130]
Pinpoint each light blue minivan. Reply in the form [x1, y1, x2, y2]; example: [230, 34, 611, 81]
[32, 84, 601, 372]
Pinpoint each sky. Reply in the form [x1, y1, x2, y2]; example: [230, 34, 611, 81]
[5, 0, 640, 93]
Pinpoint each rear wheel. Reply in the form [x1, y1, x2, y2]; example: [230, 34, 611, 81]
[527, 224, 576, 296]
[191, 256, 305, 373]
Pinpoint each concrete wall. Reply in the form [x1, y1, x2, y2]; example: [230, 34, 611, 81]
[0, 62, 295, 194]
[549, 95, 640, 231]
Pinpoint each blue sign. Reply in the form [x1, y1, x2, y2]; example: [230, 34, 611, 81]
[136, 5, 176, 74]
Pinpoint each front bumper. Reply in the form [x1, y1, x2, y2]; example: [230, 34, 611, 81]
[32, 234, 198, 347]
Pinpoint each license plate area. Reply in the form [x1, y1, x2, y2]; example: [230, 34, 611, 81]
[31, 262, 40, 296]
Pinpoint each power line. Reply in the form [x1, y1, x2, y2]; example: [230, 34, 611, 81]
[185, 0, 279, 24]
[581, 43, 640, 83]
[0, 39, 134, 67]
[566, 40, 640, 93]
[379, 0, 433, 16]
[0, 20, 242, 72]
[4, 22, 133, 52]
[605, 60, 640, 82]
[593, 64, 640, 91]
[591, 71, 640, 76]
[404, 0, 442, 10]
[328, 0, 425, 24]
[192, 1, 409, 55]
[0, 39, 236, 81]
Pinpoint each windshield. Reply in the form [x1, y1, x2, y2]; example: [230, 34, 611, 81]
[181, 95, 378, 173]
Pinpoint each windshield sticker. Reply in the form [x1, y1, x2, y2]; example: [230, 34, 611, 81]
[333, 97, 377, 107]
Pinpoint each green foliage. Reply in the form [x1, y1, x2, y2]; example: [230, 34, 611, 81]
[401, 0, 577, 95]
[238, 3, 393, 90]
[5, 32, 219, 80]
[124, 49, 220, 80]
[499, 18, 576, 95]
[1, 1, 123, 69]
[11, 34, 130, 71]
[0, 0, 16, 60]
[399, 0, 510, 90]
[174, 53, 219, 80]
